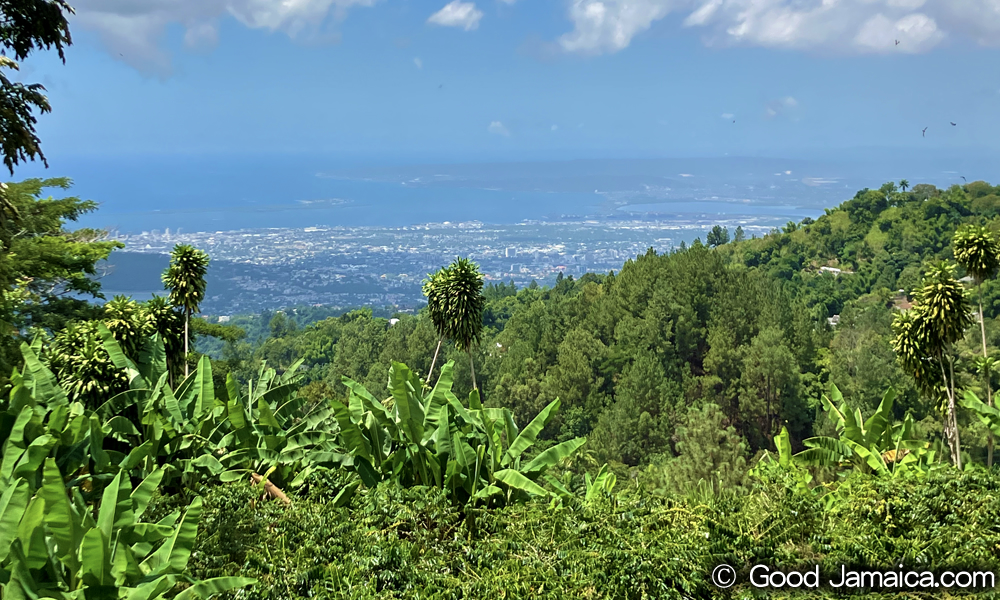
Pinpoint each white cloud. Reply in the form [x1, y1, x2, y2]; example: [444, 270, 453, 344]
[413, 57, 423, 69]
[73, 0, 378, 74]
[551, 124, 559, 131]
[557, 0, 1000, 56]
[559, 0, 679, 54]
[854, 12, 944, 52]
[427, 1, 483, 31]
[765, 96, 799, 119]
[488, 121, 510, 136]
[720, 112, 734, 119]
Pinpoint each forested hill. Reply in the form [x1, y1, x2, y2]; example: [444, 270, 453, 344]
[229, 180, 1000, 486]
[722, 180, 1000, 318]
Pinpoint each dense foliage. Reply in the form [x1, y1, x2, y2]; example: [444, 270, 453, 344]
[176, 467, 1000, 599]
[8, 177, 1000, 598]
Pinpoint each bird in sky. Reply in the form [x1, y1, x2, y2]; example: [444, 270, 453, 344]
[895, 39, 900, 46]
[961, 176, 968, 182]
[951, 122, 957, 126]
[922, 127, 928, 137]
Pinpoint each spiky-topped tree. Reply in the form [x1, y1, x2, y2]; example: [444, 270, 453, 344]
[953, 224, 1000, 465]
[143, 294, 185, 378]
[893, 261, 973, 468]
[162, 244, 209, 377]
[422, 257, 485, 389]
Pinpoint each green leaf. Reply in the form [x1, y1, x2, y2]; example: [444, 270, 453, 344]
[354, 456, 380, 488]
[863, 387, 896, 448]
[39, 458, 79, 571]
[80, 527, 113, 587]
[332, 402, 372, 461]
[131, 468, 165, 520]
[521, 437, 586, 474]
[142, 496, 203, 576]
[542, 474, 573, 498]
[193, 355, 214, 420]
[20, 341, 68, 406]
[119, 440, 155, 471]
[97, 469, 133, 543]
[225, 372, 241, 408]
[796, 436, 853, 467]
[844, 438, 889, 474]
[7, 539, 42, 600]
[332, 481, 361, 508]
[220, 469, 249, 483]
[95, 389, 145, 422]
[776, 426, 793, 469]
[124, 575, 176, 600]
[174, 577, 257, 600]
[468, 388, 482, 411]
[106, 415, 142, 439]
[0, 478, 30, 563]
[493, 468, 548, 496]
[191, 453, 224, 475]
[389, 362, 425, 444]
[12, 434, 56, 480]
[504, 398, 560, 466]
[470, 484, 501, 501]
[257, 396, 281, 429]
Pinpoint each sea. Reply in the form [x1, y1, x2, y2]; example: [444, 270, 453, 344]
[11, 152, 1000, 235]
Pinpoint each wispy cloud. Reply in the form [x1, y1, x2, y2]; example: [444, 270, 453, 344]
[427, 1, 484, 31]
[73, 0, 378, 75]
[488, 120, 510, 136]
[765, 96, 798, 119]
[557, 0, 997, 56]
[413, 57, 423, 69]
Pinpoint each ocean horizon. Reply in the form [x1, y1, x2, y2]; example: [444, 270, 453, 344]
[11, 153, 999, 235]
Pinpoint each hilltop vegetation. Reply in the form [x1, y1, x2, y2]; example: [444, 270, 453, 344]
[6, 177, 1000, 599]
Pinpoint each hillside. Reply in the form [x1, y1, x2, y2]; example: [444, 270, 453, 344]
[241, 180, 1000, 477]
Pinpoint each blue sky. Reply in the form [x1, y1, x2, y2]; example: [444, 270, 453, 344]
[17, 0, 1000, 165]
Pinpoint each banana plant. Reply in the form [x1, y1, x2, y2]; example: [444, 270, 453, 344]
[0, 459, 254, 598]
[0, 342, 123, 499]
[97, 327, 344, 492]
[338, 360, 587, 505]
[961, 389, 1000, 439]
[216, 362, 347, 489]
[795, 385, 934, 476]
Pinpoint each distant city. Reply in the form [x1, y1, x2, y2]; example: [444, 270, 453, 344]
[86, 155, 1000, 317]
[105, 215, 782, 316]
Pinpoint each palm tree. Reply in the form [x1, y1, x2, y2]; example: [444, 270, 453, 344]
[953, 225, 1000, 464]
[892, 262, 973, 468]
[899, 179, 910, 192]
[161, 244, 209, 377]
[142, 295, 184, 381]
[422, 257, 485, 389]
